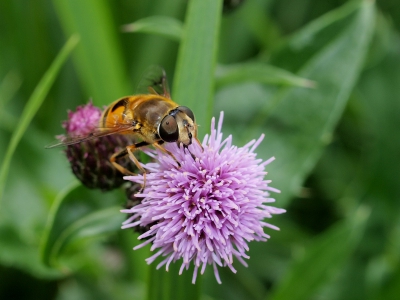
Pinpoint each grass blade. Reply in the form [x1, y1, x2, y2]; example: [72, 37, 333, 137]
[122, 16, 183, 42]
[172, 0, 223, 137]
[0, 35, 79, 207]
[215, 62, 315, 89]
[40, 181, 124, 269]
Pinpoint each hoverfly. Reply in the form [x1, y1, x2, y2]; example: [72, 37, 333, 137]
[47, 66, 200, 188]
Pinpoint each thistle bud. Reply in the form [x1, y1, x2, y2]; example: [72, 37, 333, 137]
[59, 102, 137, 191]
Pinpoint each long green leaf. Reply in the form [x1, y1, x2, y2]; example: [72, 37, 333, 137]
[40, 181, 80, 267]
[0, 35, 79, 207]
[122, 16, 183, 42]
[269, 206, 370, 300]
[172, 0, 222, 137]
[53, 0, 130, 105]
[354, 32, 400, 300]
[49, 206, 124, 269]
[269, 0, 362, 72]
[255, 0, 375, 206]
[40, 182, 123, 269]
[215, 63, 315, 89]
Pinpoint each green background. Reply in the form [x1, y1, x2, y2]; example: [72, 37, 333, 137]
[1, 0, 399, 299]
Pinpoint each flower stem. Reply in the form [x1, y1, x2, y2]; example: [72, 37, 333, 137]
[146, 263, 201, 300]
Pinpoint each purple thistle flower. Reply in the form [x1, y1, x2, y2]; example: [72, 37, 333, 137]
[58, 101, 137, 191]
[121, 112, 286, 284]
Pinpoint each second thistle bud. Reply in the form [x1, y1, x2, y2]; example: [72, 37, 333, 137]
[59, 102, 137, 191]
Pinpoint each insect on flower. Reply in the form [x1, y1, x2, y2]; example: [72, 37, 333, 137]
[46, 66, 201, 189]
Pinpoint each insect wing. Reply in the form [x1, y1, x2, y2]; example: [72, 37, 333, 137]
[45, 124, 134, 148]
[136, 65, 171, 98]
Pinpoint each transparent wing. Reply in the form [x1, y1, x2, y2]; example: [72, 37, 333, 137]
[136, 65, 171, 98]
[45, 124, 134, 148]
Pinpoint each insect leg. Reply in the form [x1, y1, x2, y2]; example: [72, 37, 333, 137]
[126, 145, 150, 191]
[183, 145, 197, 161]
[153, 141, 181, 168]
[110, 141, 149, 176]
[194, 136, 204, 152]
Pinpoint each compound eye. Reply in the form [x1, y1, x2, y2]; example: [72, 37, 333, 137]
[178, 106, 195, 122]
[159, 115, 179, 142]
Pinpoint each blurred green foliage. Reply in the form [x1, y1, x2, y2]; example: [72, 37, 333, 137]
[0, 0, 399, 299]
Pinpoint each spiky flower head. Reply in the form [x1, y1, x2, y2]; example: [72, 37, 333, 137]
[62, 101, 102, 137]
[59, 101, 135, 191]
[122, 112, 286, 284]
